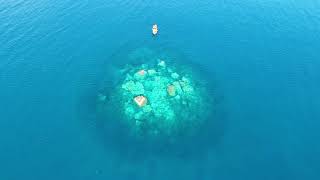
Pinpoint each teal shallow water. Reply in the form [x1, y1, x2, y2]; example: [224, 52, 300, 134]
[1, 0, 320, 179]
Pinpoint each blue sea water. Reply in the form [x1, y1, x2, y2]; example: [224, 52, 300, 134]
[1, 0, 320, 179]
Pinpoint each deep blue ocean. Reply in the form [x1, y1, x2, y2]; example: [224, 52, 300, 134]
[1, 0, 320, 179]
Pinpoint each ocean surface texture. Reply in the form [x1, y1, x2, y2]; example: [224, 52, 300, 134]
[1, 0, 320, 179]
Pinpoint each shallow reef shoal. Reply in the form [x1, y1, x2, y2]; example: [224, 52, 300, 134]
[97, 47, 215, 141]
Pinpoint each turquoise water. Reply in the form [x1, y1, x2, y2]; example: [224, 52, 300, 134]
[1, 0, 320, 179]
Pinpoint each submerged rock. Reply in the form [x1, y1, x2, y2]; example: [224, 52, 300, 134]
[171, 72, 180, 79]
[167, 85, 176, 96]
[158, 60, 166, 67]
[134, 95, 148, 107]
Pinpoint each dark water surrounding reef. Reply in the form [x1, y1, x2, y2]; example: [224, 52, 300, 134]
[1, 0, 320, 179]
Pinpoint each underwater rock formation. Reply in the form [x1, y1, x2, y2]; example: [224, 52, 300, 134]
[98, 48, 214, 140]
